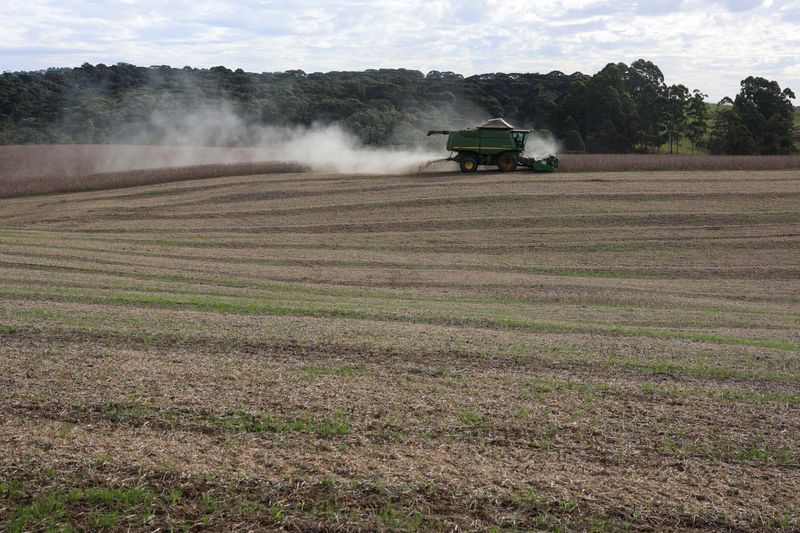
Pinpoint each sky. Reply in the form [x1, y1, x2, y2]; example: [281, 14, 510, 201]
[2, 0, 799, 101]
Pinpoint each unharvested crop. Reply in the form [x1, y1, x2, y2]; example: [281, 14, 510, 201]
[558, 153, 800, 172]
[0, 145, 309, 198]
[0, 160, 309, 198]
[1, 167, 798, 531]
[4, 145, 800, 198]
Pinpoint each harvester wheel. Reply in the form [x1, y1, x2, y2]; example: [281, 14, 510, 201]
[498, 152, 517, 172]
[459, 154, 478, 172]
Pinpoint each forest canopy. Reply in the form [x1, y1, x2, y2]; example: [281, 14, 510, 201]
[0, 60, 795, 154]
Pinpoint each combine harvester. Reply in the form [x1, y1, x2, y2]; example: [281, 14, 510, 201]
[427, 118, 558, 173]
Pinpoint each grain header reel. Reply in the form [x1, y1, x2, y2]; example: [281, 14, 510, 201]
[427, 118, 558, 172]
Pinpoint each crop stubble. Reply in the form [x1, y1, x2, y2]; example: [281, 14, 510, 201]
[0, 166, 799, 531]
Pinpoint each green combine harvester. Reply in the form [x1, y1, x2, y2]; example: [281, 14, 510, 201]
[427, 118, 558, 173]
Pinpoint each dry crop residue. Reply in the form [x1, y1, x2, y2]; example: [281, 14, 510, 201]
[1, 168, 799, 531]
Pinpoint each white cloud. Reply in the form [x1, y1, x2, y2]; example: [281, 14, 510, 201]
[0, 0, 797, 100]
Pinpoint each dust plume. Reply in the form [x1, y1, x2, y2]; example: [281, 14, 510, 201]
[524, 130, 562, 159]
[122, 103, 442, 175]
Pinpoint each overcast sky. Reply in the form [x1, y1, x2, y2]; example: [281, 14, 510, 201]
[2, 0, 798, 101]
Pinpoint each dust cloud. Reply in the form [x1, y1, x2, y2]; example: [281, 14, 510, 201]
[122, 103, 443, 175]
[524, 131, 561, 159]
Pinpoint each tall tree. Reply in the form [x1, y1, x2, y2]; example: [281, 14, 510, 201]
[685, 90, 709, 154]
[626, 59, 668, 152]
[709, 77, 796, 154]
[666, 84, 689, 153]
[708, 98, 756, 155]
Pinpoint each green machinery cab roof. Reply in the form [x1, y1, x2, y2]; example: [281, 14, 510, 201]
[447, 119, 531, 154]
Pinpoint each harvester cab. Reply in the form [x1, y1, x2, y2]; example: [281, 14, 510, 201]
[427, 118, 558, 173]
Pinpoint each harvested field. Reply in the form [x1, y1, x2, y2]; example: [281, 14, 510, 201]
[1, 167, 799, 531]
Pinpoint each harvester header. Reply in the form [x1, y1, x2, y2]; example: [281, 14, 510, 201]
[427, 118, 558, 173]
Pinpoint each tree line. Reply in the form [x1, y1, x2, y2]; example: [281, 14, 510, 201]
[0, 60, 795, 154]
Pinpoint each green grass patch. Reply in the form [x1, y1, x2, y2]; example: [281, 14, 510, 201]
[73, 485, 155, 507]
[456, 409, 488, 429]
[7, 490, 71, 533]
[301, 363, 368, 379]
[6, 484, 155, 533]
[90, 510, 120, 528]
[4, 284, 798, 353]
